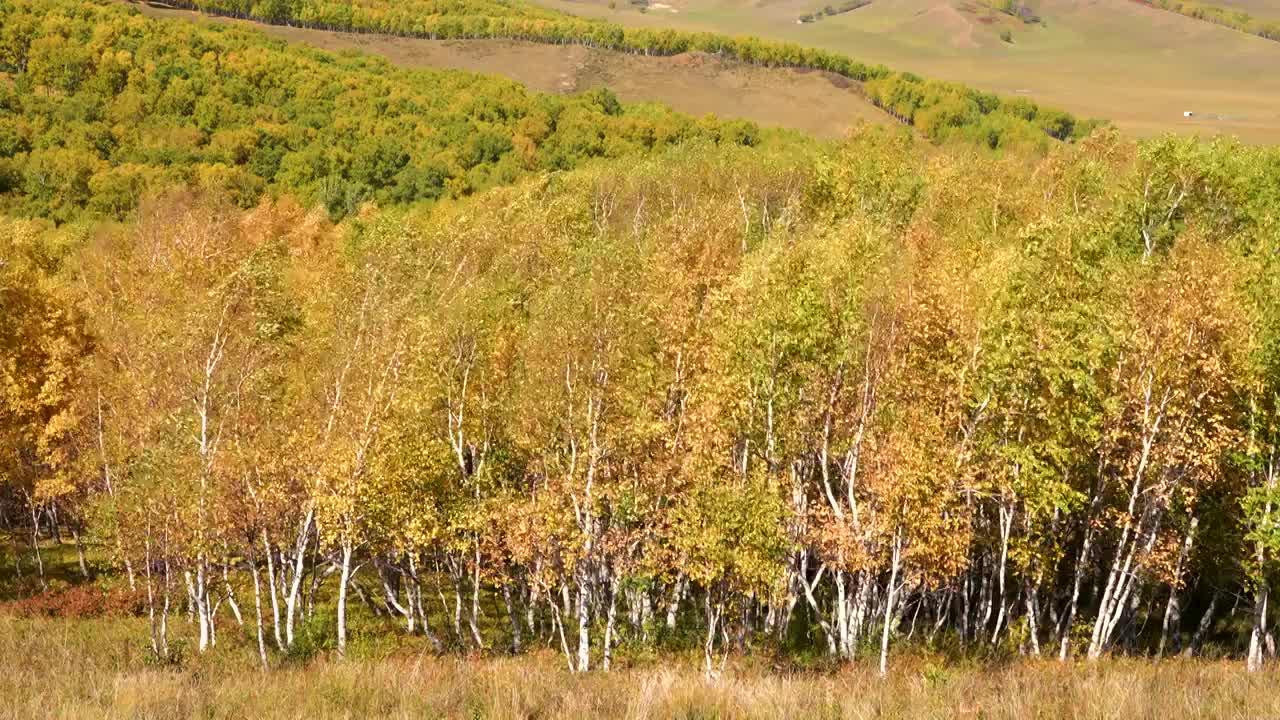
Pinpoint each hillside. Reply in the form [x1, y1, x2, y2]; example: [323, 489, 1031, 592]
[0, 0, 775, 222]
[6, 0, 1280, 710]
[130, 0, 1103, 148]
[134, 3, 892, 139]
[533, 0, 1280, 141]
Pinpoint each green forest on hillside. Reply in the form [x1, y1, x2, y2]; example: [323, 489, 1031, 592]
[154, 0, 1102, 147]
[4, 0, 1280, 706]
[0, 0, 767, 222]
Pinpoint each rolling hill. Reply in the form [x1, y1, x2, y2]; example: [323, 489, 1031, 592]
[532, 0, 1280, 141]
[134, 3, 892, 139]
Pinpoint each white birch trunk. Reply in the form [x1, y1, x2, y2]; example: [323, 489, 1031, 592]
[879, 530, 903, 677]
[263, 532, 285, 651]
[336, 540, 354, 657]
[249, 554, 269, 670]
[284, 508, 313, 647]
[576, 579, 591, 672]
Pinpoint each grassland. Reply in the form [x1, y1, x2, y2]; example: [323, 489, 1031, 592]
[2, 540, 1277, 720]
[134, 3, 889, 138]
[1209, 0, 1280, 11]
[2, 613, 1278, 719]
[530, 0, 1280, 142]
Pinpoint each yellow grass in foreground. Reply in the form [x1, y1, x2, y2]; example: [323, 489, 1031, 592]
[5, 616, 1276, 719]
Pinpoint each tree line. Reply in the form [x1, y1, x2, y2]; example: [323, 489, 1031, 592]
[5, 125, 1280, 675]
[0, 0, 763, 224]
[798, 1, 872, 25]
[1139, 0, 1280, 43]
[154, 0, 1104, 148]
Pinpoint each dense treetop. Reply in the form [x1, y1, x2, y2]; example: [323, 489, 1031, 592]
[0, 0, 765, 222]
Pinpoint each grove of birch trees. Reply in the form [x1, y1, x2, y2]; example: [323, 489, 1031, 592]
[5, 126, 1280, 675]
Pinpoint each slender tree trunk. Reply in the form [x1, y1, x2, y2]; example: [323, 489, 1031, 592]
[263, 532, 285, 651]
[249, 551, 269, 670]
[880, 530, 903, 677]
[576, 577, 591, 672]
[1098, 513, 1163, 655]
[602, 576, 619, 671]
[28, 498, 45, 591]
[223, 561, 244, 627]
[145, 524, 160, 658]
[666, 573, 685, 630]
[160, 557, 171, 660]
[97, 393, 134, 592]
[852, 570, 872, 649]
[1025, 577, 1041, 657]
[526, 584, 540, 640]
[305, 540, 323, 620]
[929, 590, 950, 645]
[1158, 517, 1198, 658]
[189, 564, 212, 652]
[337, 540, 354, 657]
[1248, 457, 1277, 671]
[407, 553, 444, 652]
[1090, 531, 1138, 658]
[503, 581, 524, 654]
[795, 555, 838, 656]
[49, 504, 62, 545]
[549, 595, 576, 673]
[835, 569, 851, 657]
[467, 547, 484, 649]
[285, 508, 313, 647]
[703, 593, 722, 680]
[70, 523, 89, 579]
[451, 567, 465, 642]
[1248, 585, 1270, 672]
[13, 539, 25, 583]
[990, 504, 1013, 647]
[184, 570, 197, 623]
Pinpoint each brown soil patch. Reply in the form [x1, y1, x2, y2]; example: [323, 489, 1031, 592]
[908, 2, 981, 48]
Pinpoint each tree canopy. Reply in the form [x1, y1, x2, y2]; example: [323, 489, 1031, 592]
[0, 0, 765, 223]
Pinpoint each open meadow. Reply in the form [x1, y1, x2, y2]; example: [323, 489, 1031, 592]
[3, 613, 1279, 720]
[531, 0, 1280, 141]
[5, 538, 1280, 719]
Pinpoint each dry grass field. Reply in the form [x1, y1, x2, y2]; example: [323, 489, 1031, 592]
[3, 613, 1279, 719]
[135, 3, 890, 138]
[531, 0, 1280, 142]
[1203, 0, 1280, 15]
